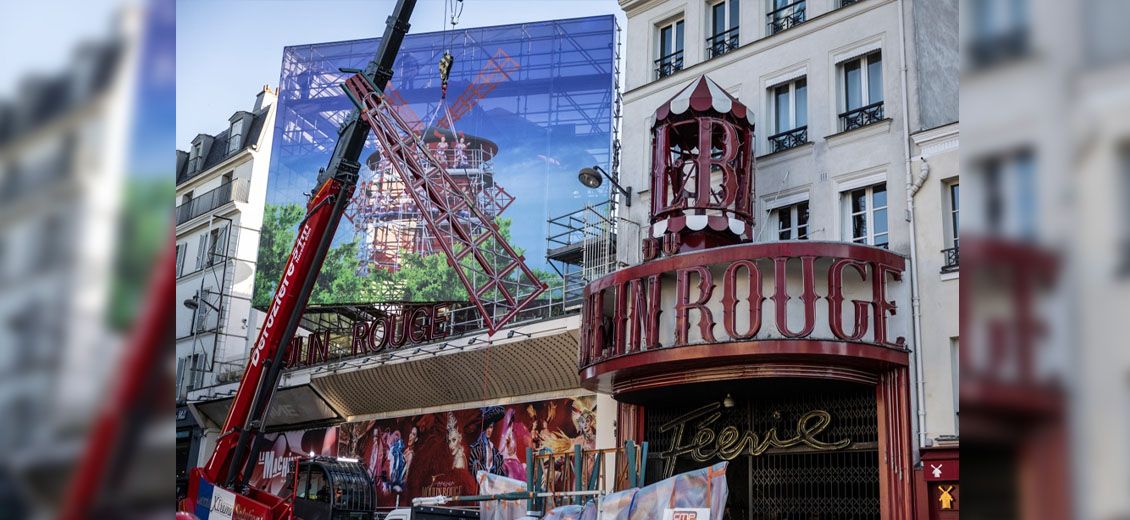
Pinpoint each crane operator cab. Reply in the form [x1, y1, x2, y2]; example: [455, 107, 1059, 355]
[282, 457, 375, 520]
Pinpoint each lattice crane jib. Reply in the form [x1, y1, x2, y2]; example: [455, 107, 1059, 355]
[343, 73, 546, 334]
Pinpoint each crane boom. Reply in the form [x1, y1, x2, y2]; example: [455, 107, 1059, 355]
[187, 1, 418, 517]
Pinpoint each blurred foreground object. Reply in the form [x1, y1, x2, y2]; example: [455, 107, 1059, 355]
[961, 0, 1130, 518]
[59, 243, 173, 518]
[0, 0, 173, 517]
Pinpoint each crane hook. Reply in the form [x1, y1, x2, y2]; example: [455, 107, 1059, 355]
[438, 51, 454, 98]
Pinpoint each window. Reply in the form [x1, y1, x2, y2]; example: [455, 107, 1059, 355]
[295, 465, 311, 499]
[983, 149, 1036, 239]
[774, 201, 809, 240]
[175, 242, 187, 277]
[206, 226, 227, 267]
[227, 121, 242, 155]
[707, 0, 740, 59]
[768, 0, 805, 35]
[656, 19, 685, 79]
[845, 183, 888, 248]
[307, 467, 329, 503]
[192, 142, 204, 172]
[839, 51, 884, 131]
[1121, 146, 1130, 275]
[950, 337, 960, 425]
[942, 181, 959, 272]
[195, 235, 208, 270]
[768, 78, 808, 152]
[36, 215, 65, 270]
[968, 0, 1029, 68]
[839, 0, 861, 7]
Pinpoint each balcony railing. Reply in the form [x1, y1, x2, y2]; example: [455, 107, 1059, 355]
[706, 27, 740, 59]
[968, 28, 1030, 69]
[767, 1, 806, 35]
[768, 126, 808, 153]
[654, 50, 684, 79]
[941, 245, 959, 273]
[839, 101, 885, 131]
[176, 179, 249, 226]
[372, 146, 496, 173]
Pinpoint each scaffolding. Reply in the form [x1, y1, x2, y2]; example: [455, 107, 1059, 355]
[546, 201, 617, 307]
[345, 129, 514, 276]
[267, 15, 619, 311]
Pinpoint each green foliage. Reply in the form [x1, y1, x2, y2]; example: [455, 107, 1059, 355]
[253, 209, 561, 307]
[397, 251, 467, 301]
[108, 178, 174, 330]
[311, 238, 364, 304]
[253, 203, 304, 309]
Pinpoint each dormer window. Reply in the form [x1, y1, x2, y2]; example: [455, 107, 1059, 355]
[227, 121, 242, 155]
[192, 142, 204, 172]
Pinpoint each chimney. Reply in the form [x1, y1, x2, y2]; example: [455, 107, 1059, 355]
[253, 84, 276, 112]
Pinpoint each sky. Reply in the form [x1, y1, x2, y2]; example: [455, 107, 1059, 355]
[0, 0, 125, 99]
[176, 0, 626, 147]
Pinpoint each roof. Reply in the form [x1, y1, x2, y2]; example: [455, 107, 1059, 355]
[0, 39, 123, 149]
[654, 75, 754, 125]
[175, 107, 268, 185]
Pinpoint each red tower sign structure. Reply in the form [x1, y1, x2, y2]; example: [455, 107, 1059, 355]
[343, 72, 546, 334]
[645, 75, 755, 260]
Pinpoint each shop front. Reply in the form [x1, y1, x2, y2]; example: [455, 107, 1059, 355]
[579, 76, 915, 520]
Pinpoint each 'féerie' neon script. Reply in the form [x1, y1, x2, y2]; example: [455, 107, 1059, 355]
[655, 402, 852, 478]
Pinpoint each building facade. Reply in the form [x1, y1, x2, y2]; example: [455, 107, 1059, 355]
[0, 8, 144, 511]
[585, 0, 958, 517]
[175, 86, 277, 499]
[180, 4, 963, 516]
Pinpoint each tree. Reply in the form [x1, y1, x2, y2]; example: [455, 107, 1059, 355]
[253, 202, 368, 307]
[394, 217, 560, 303]
[253, 203, 304, 309]
[310, 238, 364, 304]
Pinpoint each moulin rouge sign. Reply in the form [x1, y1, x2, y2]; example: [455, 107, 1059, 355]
[580, 76, 907, 368]
[580, 242, 908, 367]
[282, 302, 451, 369]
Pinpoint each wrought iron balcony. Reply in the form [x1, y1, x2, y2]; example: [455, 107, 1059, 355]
[968, 28, 1030, 69]
[654, 50, 684, 79]
[941, 245, 959, 273]
[768, 126, 808, 153]
[767, 1, 806, 35]
[839, 101, 885, 131]
[706, 27, 740, 59]
[175, 179, 250, 226]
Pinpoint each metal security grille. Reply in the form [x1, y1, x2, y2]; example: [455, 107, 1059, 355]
[643, 380, 880, 520]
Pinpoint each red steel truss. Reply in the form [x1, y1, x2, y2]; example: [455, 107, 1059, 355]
[343, 73, 546, 334]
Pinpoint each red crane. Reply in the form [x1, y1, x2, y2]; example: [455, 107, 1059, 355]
[176, 1, 545, 517]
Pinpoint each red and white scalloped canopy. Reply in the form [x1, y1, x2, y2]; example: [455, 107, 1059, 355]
[654, 75, 754, 125]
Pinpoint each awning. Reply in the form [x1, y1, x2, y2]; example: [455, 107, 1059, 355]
[308, 318, 581, 418]
[654, 74, 754, 125]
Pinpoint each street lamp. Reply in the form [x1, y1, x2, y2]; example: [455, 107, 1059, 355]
[577, 165, 632, 207]
[183, 293, 221, 313]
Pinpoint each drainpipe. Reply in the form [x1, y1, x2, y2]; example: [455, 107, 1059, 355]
[896, 0, 929, 450]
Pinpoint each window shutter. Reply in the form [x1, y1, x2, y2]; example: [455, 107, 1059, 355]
[195, 238, 207, 269]
[194, 299, 208, 332]
[175, 244, 186, 276]
[213, 227, 228, 265]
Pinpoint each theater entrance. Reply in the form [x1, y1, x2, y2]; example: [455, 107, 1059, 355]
[638, 379, 881, 520]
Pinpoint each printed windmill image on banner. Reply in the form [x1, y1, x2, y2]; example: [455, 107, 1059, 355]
[256, 16, 618, 329]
